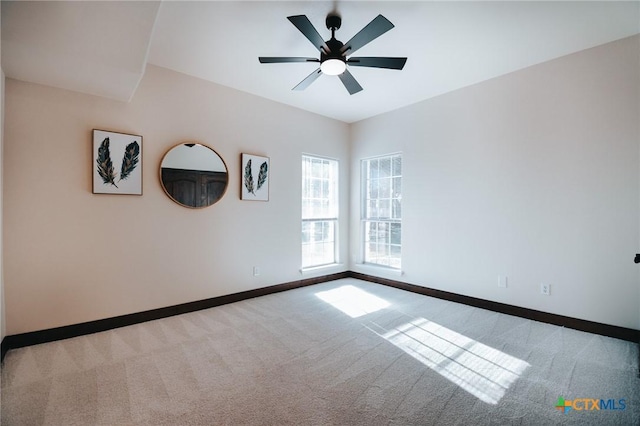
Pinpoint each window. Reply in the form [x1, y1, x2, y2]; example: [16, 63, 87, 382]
[302, 155, 339, 268]
[362, 154, 402, 268]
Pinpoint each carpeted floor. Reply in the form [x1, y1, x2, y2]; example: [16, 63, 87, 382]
[1, 278, 638, 425]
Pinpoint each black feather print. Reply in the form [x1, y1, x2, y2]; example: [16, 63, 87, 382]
[257, 161, 268, 191]
[96, 137, 118, 187]
[119, 141, 140, 181]
[244, 159, 254, 194]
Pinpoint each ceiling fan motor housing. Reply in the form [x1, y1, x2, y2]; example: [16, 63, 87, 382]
[322, 38, 346, 64]
[326, 14, 341, 31]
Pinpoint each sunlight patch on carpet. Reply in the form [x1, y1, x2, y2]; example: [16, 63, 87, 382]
[374, 317, 530, 404]
[315, 285, 391, 318]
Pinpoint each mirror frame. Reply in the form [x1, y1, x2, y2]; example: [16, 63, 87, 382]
[159, 142, 229, 209]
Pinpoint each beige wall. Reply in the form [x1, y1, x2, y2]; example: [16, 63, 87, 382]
[351, 35, 640, 330]
[1, 0, 5, 341]
[1, 71, 4, 341]
[4, 65, 349, 335]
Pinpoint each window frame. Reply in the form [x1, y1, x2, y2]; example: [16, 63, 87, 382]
[301, 154, 339, 269]
[361, 153, 402, 269]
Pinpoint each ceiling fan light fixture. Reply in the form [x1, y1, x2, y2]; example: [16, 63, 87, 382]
[320, 58, 346, 76]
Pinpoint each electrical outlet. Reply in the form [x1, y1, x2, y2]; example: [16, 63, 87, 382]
[498, 275, 508, 288]
[253, 267, 260, 277]
[541, 283, 550, 296]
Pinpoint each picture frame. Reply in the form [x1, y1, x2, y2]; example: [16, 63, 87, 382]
[92, 129, 143, 195]
[241, 153, 270, 201]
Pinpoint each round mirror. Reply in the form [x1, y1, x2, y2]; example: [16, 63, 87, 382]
[160, 143, 228, 208]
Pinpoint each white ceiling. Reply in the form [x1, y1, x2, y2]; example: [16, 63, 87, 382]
[3, 1, 639, 123]
[1, 1, 160, 101]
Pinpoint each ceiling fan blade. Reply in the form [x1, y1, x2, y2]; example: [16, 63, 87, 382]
[340, 15, 394, 55]
[287, 15, 329, 52]
[347, 57, 407, 70]
[338, 69, 363, 95]
[259, 57, 320, 63]
[293, 68, 322, 91]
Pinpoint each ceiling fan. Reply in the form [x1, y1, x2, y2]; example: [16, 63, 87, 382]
[259, 13, 407, 95]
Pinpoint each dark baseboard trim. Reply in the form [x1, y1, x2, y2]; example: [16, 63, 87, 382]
[0, 271, 349, 363]
[349, 271, 640, 343]
[1, 337, 9, 364]
[2, 270, 638, 366]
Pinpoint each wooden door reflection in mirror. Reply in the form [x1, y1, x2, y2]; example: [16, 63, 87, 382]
[160, 143, 228, 208]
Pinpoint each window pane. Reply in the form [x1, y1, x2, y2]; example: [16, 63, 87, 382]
[301, 219, 336, 268]
[312, 159, 322, 177]
[393, 177, 401, 198]
[361, 154, 401, 269]
[369, 178, 379, 199]
[392, 155, 402, 176]
[390, 223, 401, 245]
[392, 199, 401, 220]
[380, 178, 391, 199]
[364, 221, 401, 266]
[379, 200, 390, 219]
[379, 158, 391, 178]
[380, 223, 390, 244]
[302, 222, 311, 243]
[312, 222, 322, 241]
[312, 179, 321, 198]
[368, 242, 377, 255]
[302, 155, 338, 268]
[370, 159, 379, 179]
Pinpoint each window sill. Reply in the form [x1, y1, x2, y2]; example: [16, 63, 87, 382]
[300, 263, 345, 274]
[352, 263, 404, 276]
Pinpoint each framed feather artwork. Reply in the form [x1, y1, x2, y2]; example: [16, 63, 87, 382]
[241, 153, 269, 201]
[92, 129, 143, 195]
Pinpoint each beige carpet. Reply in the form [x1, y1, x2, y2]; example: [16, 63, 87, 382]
[1, 278, 638, 425]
